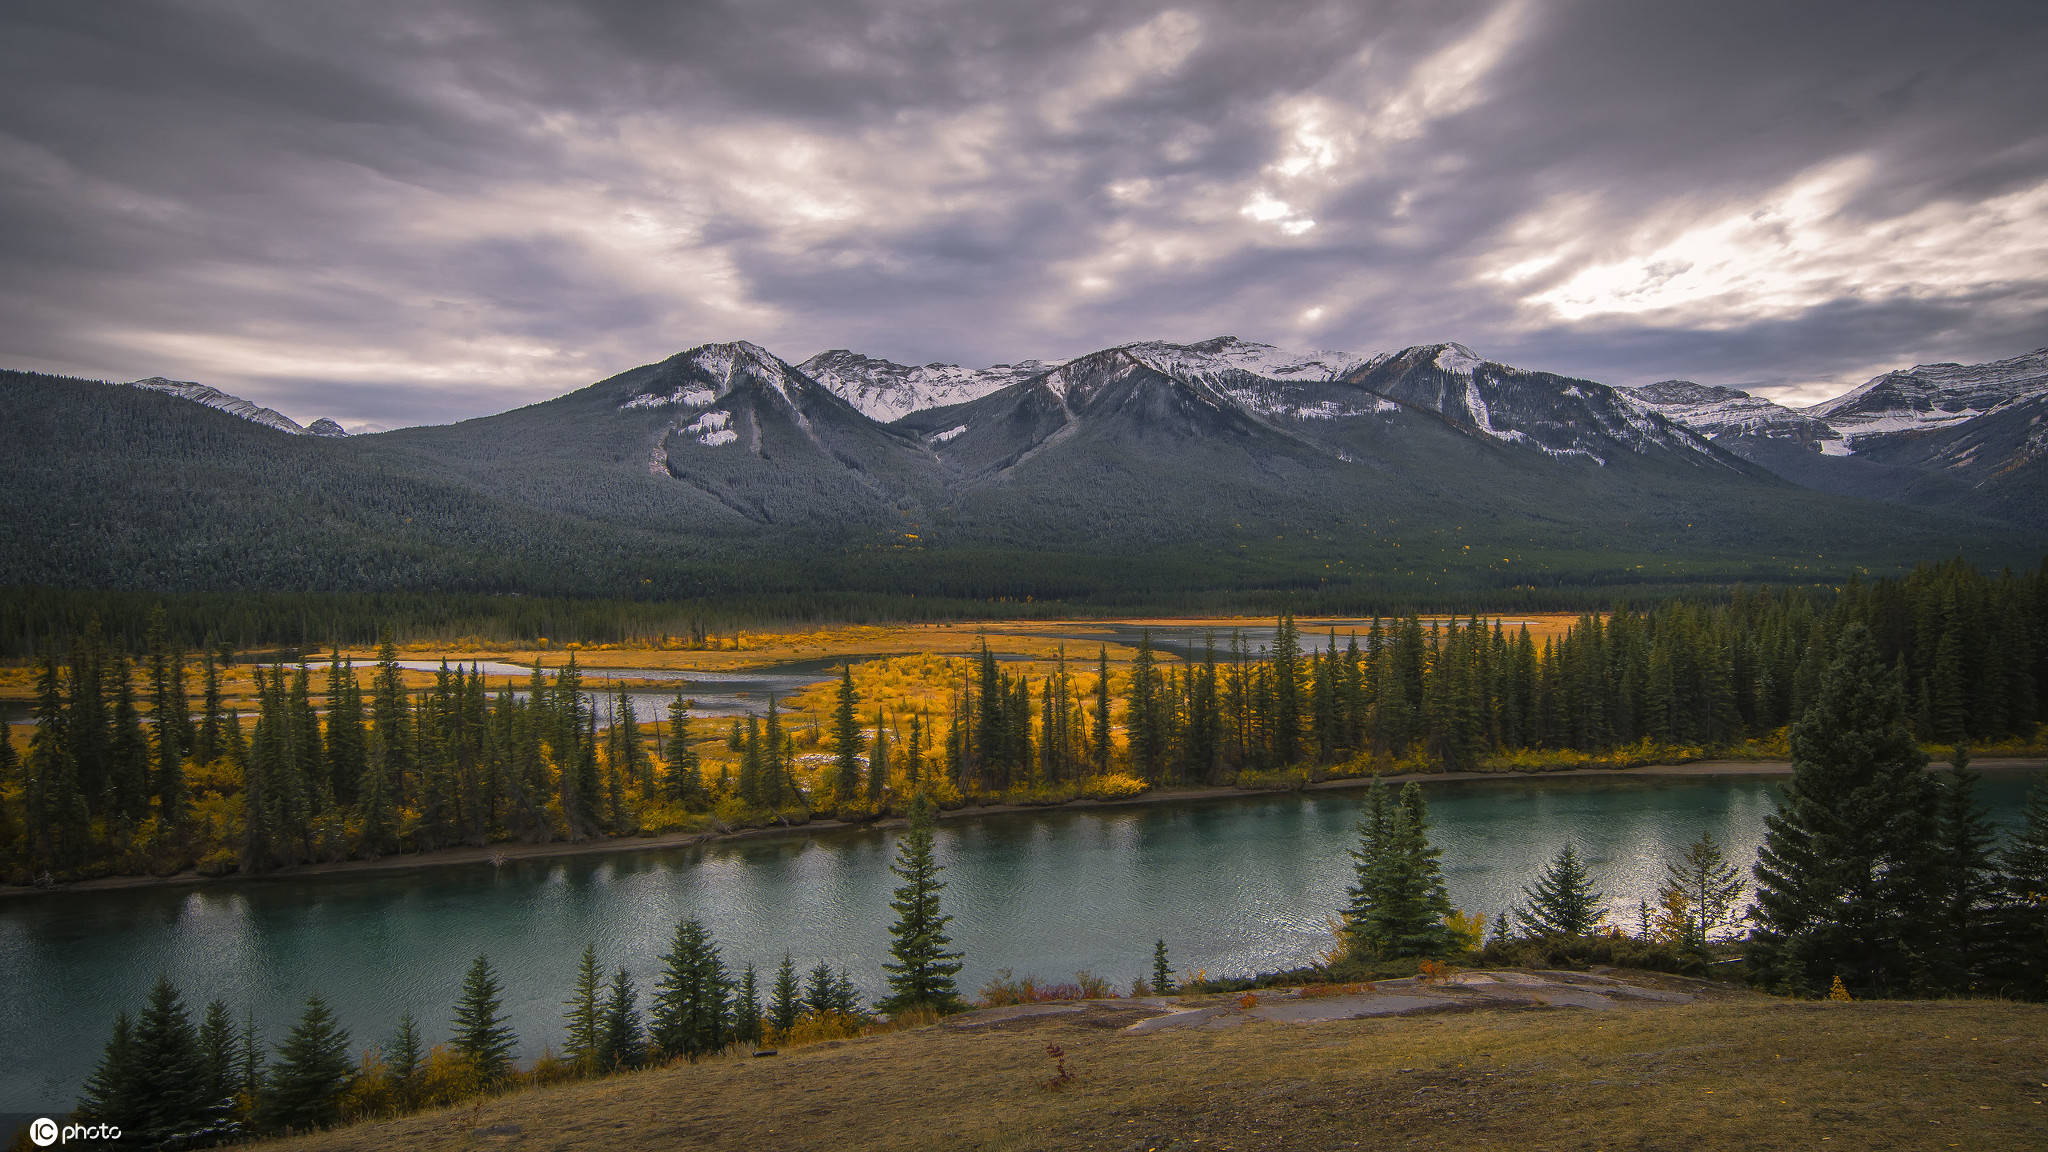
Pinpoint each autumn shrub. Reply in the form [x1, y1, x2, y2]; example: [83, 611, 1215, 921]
[1476, 932, 1693, 974]
[779, 1010, 868, 1046]
[977, 969, 1117, 1006]
[1079, 773, 1147, 801]
[1001, 783, 1080, 806]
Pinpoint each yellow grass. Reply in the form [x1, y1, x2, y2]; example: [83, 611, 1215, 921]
[260, 992, 2048, 1152]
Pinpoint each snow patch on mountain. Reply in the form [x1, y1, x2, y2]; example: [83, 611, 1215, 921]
[1803, 347, 2048, 447]
[799, 349, 1047, 422]
[127, 377, 308, 435]
[1433, 343, 1484, 376]
[1626, 380, 1839, 444]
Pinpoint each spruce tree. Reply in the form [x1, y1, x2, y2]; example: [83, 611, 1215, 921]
[768, 954, 802, 1037]
[1929, 756, 2000, 992]
[663, 689, 706, 807]
[733, 965, 763, 1045]
[649, 919, 731, 1061]
[595, 968, 644, 1072]
[386, 1012, 424, 1108]
[831, 665, 864, 808]
[867, 709, 890, 806]
[1092, 647, 1112, 774]
[257, 996, 352, 1132]
[124, 976, 212, 1143]
[879, 794, 965, 1015]
[563, 943, 602, 1072]
[1655, 832, 1745, 952]
[1151, 939, 1175, 994]
[1346, 782, 1457, 957]
[803, 962, 838, 1017]
[1993, 782, 2048, 998]
[450, 954, 519, 1083]
[197, 999, 237, 1108]
[1748, 623, 1938, 997]
[77, 1011, 136, 1126]
[1517, 845, 1604, 938]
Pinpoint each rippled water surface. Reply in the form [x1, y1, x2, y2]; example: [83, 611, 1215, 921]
[1, 768, 2039, 1111]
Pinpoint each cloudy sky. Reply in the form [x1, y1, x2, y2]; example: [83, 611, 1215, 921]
[2, 0, 2044, 429]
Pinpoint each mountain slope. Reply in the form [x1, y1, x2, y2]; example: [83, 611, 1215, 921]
[3, 333, 2041, 604]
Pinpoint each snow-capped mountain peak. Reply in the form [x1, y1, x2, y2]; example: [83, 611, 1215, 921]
[1626, 380, 1839, 444]
[1802, 347, 2048, 444]
[127, 377, 310, 435]
[797, 349, 1047, 422]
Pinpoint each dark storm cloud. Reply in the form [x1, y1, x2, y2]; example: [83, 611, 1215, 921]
[1, 0, 2043, 427]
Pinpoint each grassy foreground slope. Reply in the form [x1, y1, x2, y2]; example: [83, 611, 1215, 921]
[268, 983, 2047, 1152]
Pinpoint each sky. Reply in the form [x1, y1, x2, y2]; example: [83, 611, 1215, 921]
[1, 0, 2045, 431]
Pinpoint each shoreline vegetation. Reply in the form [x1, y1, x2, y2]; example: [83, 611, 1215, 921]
[4, 557, 2042, 894]
[7, 755, 2042, 900]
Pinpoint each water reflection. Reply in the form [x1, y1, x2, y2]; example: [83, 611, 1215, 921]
[0, 769, 2038, 1112]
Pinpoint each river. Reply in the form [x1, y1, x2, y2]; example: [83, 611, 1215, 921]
[1, 768, 2039, 1112]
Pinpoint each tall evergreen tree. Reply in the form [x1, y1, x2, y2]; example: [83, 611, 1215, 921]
[119, 976, 212, 1144]
[1748, 623, 1938, 997]
[732, 964, 763, 1046]
[562, 943, 602, 1072]
[386, 1012, 424, 1108]
[879, 794, 965, 1015]
[662, 689, 707, 807]
[595, 968, 644, 1072]
[1929, 751, 2001, 992]
[1151, 939, 1175, 994]
[1345, 782, 1457, 957]
[450, 954, 519, 1083]
[768, 954, 802, 1037]
[1992, 782, 2048, 998]
[1516, 845, 1605, 938]
[257, 996, 352, 1132]
[78, 1011, 136, 1126]
[197, 999, 238, 1109]
[831, 665, 864, 808]
[1092, 647, 1113, 774]
[867, 709, 890, 806]
[649, 919, 731, 1061]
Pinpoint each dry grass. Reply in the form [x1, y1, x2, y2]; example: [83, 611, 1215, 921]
[263, 992, 2047, 1152]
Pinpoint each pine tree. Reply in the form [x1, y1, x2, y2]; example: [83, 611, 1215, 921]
[563, 943, 602, 1072]
[386, 1012, 424, 1108]
[733, 965, 763, 1045]
[1517, 845, 1604, 937]
[595, 968, 644, 1072]
[257, 996, 352, 1132]
[1748, 623, 1938, 997]
[1992, 782, 2048, 998]
[1345, 782, 1457, 957]
[662, 689, 707, 807]
[1929, 751, 2001, 993]
[198, 999, 238, 1109]
[1151, 939, 1175, 994]
[77, 1011, 136, 1126]
[1092, 647, 1112, 774]
[879, 793, 965, 1015]
[768, 953, 802, 1037]
[803, 962, 838, 1017]
[450, 954, 519, 1083]
[120, 976, 213, 1142]
[238, 1010, 264, 1099]
[831, 665, 864, 808]
[649, 919, 731, 1061]
[867, 709, 890, 806]
[1654, 832, 1745, 952]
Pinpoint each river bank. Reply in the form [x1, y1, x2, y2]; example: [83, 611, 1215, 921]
[6, 757, 2041, 902]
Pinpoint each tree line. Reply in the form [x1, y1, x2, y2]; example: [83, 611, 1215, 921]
[1337, 624, 2048, 1001]
[4, 558, 2041, 881]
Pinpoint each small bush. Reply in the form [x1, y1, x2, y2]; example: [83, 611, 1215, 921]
[977, 970, 1117, 1006]
[1476, 932, 1695, 974]
[1079, 773, 1147, 801]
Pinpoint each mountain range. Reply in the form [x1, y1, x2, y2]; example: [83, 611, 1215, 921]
[2, 337, 2042, 605]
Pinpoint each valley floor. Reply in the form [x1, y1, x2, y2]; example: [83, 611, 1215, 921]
[263, 971, 2048, 1152]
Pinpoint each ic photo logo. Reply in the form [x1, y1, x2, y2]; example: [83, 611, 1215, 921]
[27, 1117, 122, 1147]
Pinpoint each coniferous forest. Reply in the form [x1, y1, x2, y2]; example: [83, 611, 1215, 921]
[2, 557, 2042, 882]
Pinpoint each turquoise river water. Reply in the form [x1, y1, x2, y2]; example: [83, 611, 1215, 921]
[1, 768, 2040, 1112]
